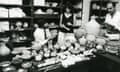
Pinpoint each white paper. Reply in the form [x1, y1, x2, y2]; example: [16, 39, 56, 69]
[34, 0, 45, 6]
[0, 0, 22, 5]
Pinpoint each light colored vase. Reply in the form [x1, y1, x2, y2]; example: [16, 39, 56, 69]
[85, 18, 100, 36]
[0, 43, 11, 56]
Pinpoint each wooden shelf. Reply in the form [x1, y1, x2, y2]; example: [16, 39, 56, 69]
[11, 39, 32, 47]
[33, 6, 61, 9]
[91, 9, 105, 11]
[0, 16, 60, 21]
[90, 16, 105, 19]
[0, 4, 31, 8]
[9, 28, 33, 32]
[34, 14, 60, 19]
[91, 0, 118, 2]
[0, 17, 32, 21]
[46, 0, 61, 2]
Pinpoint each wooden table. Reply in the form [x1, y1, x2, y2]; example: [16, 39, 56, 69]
[90, 52, 120, 72]
[36, 60, 90, 72]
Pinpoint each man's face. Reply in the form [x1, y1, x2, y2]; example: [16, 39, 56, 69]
[107, 3, 115, 14]
[66, 8, 71, 13]
[50, 29, 58, 39]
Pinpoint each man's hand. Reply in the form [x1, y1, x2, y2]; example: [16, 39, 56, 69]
[104, 23, 115, 30]
[47, 35, 53, 40]
[104, 22, 120, 33]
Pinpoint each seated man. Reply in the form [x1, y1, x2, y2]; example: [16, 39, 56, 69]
[32, 23, 59, 50]
[32, 23, 50, 50]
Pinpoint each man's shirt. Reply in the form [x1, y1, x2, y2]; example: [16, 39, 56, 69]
[105, 11, 120, 30]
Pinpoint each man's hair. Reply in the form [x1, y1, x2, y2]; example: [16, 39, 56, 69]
[107, 2, 117, 7]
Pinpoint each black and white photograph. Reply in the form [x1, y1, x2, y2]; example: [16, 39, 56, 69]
[0, 0, 120, 72]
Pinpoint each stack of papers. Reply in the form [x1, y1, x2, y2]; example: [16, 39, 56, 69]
[34, 0, 45, 6]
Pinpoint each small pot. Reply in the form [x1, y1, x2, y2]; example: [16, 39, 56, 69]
[12, 58, 23, 65]
[0, 61, 11, 67]
[21, 62, 32, 69]
[2, 66, 16, 72]
[18, 68, 28, 72]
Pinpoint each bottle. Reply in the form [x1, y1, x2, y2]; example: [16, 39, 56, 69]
[0, 42, 11, 56]
[85, 16, 100, 36]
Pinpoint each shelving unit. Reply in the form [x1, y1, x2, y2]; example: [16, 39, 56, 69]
[33, 15, 59, 19]
[0, 17, 32, 21]
[0, 0, 83, 47]
[0, 0, 62, 47]
[0, 0, 31, 47]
